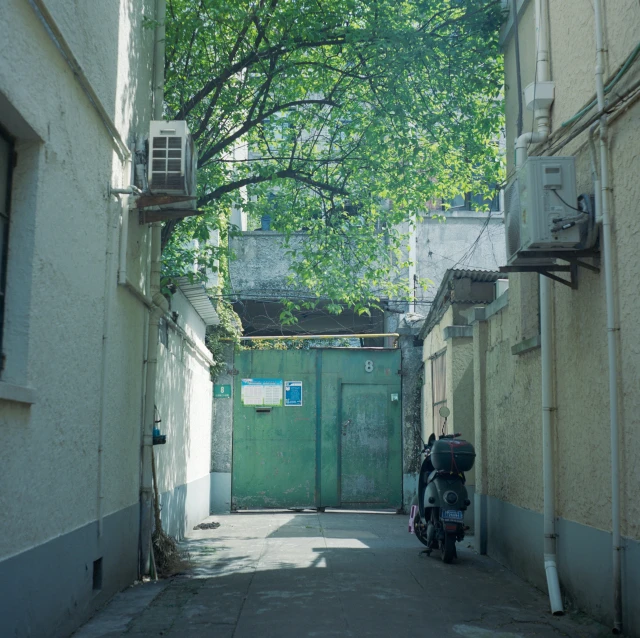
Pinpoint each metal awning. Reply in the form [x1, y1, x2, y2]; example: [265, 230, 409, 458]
[175, 277, 219, 326]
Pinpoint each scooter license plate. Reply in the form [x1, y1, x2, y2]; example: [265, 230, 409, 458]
[441, 509, 463, 522]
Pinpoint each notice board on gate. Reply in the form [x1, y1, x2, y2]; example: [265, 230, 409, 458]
[284, 381, 303, 406]
[241, 378, 283, 406]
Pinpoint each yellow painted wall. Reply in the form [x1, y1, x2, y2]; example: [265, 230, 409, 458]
[488, 0, 640, 540]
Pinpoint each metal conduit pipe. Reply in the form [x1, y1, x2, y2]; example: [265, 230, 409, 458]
[588, 123, 602, 224]
[513, 0, 563, 616]
[237, 333, 400, 341]
[139, 0, 167, 577]
[140, 222, 168, 575]
[97, 202, 120, 538]
[593, 1, 623, 631]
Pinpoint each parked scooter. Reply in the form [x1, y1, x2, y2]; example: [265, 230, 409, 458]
[409, 406, 475, 563]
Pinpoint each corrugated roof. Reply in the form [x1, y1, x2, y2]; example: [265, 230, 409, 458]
[175, 277, 220, 326]
[449, 269, 503, 283]
[419, 269, 502, 339]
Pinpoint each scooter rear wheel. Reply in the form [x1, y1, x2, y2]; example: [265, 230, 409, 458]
[441, 533, 456, 563]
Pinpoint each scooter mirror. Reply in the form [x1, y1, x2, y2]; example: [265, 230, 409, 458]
[439, 406, 451, 419]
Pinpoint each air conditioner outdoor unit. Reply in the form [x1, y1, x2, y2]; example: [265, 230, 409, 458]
[505, 156, 582, 266]
[148, 120, 197, 197]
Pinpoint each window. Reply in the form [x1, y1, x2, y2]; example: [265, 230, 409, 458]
[431, 348, 447, 435]
[442, 186, 501, 213]
[0, 127, 14, 368]
[158, 318, 169, 348]
[0, 97, 40, 398]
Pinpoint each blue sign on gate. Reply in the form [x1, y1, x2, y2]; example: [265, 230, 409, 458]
[284, 381, 303, 407]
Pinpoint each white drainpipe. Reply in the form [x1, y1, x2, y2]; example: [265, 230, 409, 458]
[513, 0, 564, 616]
[118, 195, 129, 286]
[139, 0, 168, 576]
[539, 275, 563, 615]
[593, 1, 622, 632]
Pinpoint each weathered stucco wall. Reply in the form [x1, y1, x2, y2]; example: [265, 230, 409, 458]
[0, 1, 158, 635]
[417, 212, 505, 307]
[422, 303, 478, 527]
[483, 292, 543, 512]
[400, 341, 423, 509]
[499, 0, 640, 540]
[230, 232, 307, 294]
[450, 337, 475, 484]
[210, 345, 235, 513]
[485, 0, 640, 630]
[0, 0, 155, 561]
[422, 306, 451, 440]
[0, 1, 216, 634]
[211, 345, 235, 475]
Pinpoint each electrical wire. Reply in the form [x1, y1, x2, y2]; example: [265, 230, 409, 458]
[551, 189, 584, 212]
[560, 40, 640, 129]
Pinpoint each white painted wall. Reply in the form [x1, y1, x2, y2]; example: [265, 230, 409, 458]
[155, 290, 213, 497]
[416, 212, 505, 315]
[0, 0, 156, 561]
[0, 0, 215, 573]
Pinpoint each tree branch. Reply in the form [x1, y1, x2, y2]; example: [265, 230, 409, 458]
[197, 168, 349, 208]
[197, 98, 338, 167]
[174, 36, 348, 121]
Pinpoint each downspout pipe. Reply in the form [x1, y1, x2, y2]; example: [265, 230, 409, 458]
[540, 275, 563, 615]
[140, 0, 167, 577]
[118, 195, 129, 286]
[593, 1, 623, 632]
[513, 0, 564, 616]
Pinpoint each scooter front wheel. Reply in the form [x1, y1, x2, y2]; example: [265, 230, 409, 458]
[441, 533, 456, 563]
[413, 513, 430, 548]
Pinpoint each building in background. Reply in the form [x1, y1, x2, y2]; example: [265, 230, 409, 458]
[419, 269, 505, 532]
[212, 194, 505, 513]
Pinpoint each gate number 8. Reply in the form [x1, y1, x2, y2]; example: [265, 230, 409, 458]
[365, 360, 374, 373]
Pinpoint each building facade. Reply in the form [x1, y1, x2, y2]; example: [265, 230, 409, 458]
[0, 2, 216, 635]
[459, 0, 640, 633]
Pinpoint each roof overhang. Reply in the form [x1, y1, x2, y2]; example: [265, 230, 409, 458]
[175, 277, 219, 326]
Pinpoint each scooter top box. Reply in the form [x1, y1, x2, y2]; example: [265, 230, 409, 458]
[430, 439, 476, 473]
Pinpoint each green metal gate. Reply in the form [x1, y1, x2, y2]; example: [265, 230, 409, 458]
[232, 348, 402, 510]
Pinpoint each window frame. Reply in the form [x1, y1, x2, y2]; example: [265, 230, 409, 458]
[0, 125, 15, 371]
[430, 348, 447, 436]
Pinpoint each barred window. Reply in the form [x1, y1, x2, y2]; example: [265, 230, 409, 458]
[431, 348, 447, 435]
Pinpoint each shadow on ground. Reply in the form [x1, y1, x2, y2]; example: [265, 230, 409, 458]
[73, 511, 610, 638]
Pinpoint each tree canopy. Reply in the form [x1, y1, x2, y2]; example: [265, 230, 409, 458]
[162, 0, 504, 316]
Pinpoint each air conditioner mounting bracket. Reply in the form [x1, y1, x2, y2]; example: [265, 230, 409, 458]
[499, 249, 600, 290]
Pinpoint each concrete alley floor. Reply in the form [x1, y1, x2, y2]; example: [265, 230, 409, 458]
[73, 511, 610, 638]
